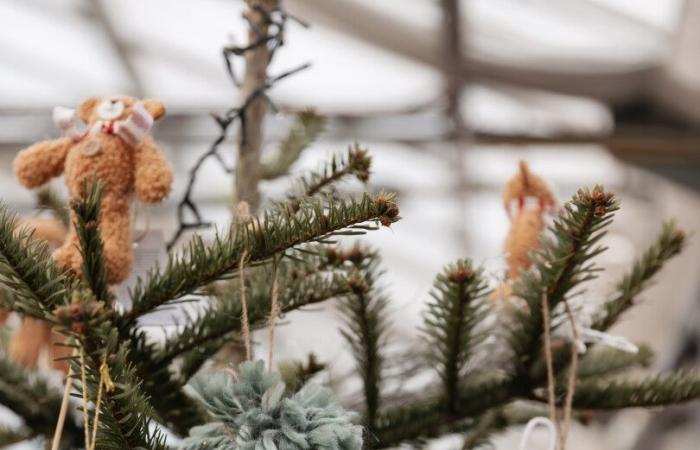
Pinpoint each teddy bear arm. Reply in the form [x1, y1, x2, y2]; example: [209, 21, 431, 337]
[14, 137, 72, 188]
[133, 137, 173, 203]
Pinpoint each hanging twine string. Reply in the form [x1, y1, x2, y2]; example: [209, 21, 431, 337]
[538, 294, 582, 450]
[560, 300, 580, 450]
[51, 347, 77, 450]
[79, 347, 90, 448]
[267, 254, 281, 371]
[240, 250, 251, 361]
[88, 354, 115, 450]
[541, 294, 558, 426]
[74, 345, 116, 450]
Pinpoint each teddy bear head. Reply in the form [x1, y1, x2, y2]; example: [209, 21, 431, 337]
[77, 96, 165, 124]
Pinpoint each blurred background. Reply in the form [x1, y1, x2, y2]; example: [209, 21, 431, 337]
[1, 0, 699, 449]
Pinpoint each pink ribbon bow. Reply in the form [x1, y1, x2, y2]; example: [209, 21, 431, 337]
[52, 102, 154, 147]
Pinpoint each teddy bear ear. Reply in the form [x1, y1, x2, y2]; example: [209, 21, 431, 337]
[141, 99, 165, 120]
[78, 97, 101, 123]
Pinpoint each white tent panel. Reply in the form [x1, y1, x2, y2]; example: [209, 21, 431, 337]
[0, 1, 131, 107]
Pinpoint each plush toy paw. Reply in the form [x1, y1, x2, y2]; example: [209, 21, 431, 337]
[53, 241, 84, 278]
[136, 165, 173, 203]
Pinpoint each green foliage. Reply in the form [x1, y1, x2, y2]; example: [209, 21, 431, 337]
[0, 204, 70, 319]
[84, 342, 169, 450]
[576, 344, 654, 379]
[337, 247, 389, 431]
[73, 180, 111, 303]
[374, 372, 513, 445]
[152, 249, 356, 376]
[508, 186, 619, 375]
[0, 142, 697, 450]
[183, 360, 363, 450]
[421, 259, 488, 412]
[262, 111, 326, 180]
[124, 191, 398, 324]
[0, 355, 80, 446]
[364, 187, 695, 448]
[278, 354, 326, 394]
[592, 221, 685, 331]
[572, 371, 700, 409]
[285, 144, 373, 212]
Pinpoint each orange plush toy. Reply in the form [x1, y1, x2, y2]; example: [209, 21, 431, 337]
[491, 161, 556, 307]
[14, 96, 173, 284]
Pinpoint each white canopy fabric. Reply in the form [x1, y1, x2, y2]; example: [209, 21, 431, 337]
[0, 0, 690, 124]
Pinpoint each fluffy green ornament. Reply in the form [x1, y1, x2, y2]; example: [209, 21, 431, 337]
[183, 360, 363, 450]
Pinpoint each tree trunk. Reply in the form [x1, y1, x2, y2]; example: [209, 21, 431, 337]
[236, 0, 277, 213]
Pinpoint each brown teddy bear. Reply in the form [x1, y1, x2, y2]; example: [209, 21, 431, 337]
[14, 96, 173, 284]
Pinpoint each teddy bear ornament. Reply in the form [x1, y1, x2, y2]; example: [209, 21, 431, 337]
[14, 96, 173, 285]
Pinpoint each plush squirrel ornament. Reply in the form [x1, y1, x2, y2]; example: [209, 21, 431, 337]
[14, 96, 173, 284]
[491, 161, 555, 306]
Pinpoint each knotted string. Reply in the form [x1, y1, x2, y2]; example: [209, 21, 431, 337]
[51, 347, 77, 450]
[88, 354, 115, 450]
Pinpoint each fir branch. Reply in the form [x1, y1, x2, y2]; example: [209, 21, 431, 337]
[337, 253, 389, 431]
[57, 293, 170, 449]
[421, 260, 488, 413]
[278, 353, 326, 394]
[460, 408, 508, 450]
[69, 182, 200, 437]
[0, 203, 70, 319]
[0, 355, 79, 445]
[73, 180, 111, 302]
[571, 371, 700, 409]
[592, 221, 685, 331]
[56, 290, 165, 450]
[285, 145, 372, 212]
[0, 425, 34, 447]
[261, 111, 325, 180]
[124, 249, 352, 434]
[374, 372, 512, 446]
[125, 192, 398, 324]
[576, 344, 654, 379]
[82, 341, 169, 450]
[168, 250, 344, 380]
[508, 186, 619, 375]
[59, 194, 175, 446]
[128, 331, 207, 435]
[153, 255, 354, 374]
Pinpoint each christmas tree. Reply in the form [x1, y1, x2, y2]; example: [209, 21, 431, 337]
[0, 1, 697, 449]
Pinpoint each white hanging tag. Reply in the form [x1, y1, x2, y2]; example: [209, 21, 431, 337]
[518, 417, 558, 450]
[577, 327, 639, 354]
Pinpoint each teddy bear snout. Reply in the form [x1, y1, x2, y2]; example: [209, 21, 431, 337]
[97, 99, 125, 120]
